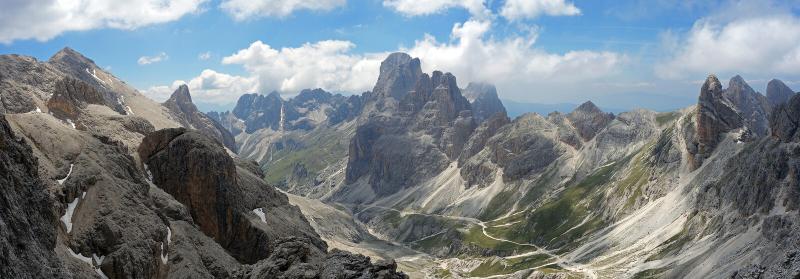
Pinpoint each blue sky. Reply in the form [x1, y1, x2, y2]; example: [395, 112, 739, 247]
[1, 0, 799, 112]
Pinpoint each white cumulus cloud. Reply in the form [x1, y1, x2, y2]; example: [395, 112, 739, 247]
[222, 40, 384, 94]
[405, 19, 622, 101]
[220, 0, 346, 20]
[137, 52, 169, 65]
[142, 69, 258, 104]
[382, 0, 490, 18]
[500, 0, 581, 20]
[0, 0, 207, 44]
[145, 18, 623, 106]
[656, 14, 800, 79]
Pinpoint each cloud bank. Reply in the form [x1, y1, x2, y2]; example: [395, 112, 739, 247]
[0, 0, 206, 43]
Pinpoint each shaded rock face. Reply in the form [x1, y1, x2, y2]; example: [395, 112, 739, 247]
[567, 101, 614, 141]
[207, 110, 245, 136]
[767, 79, 796, 108]
[723, 75, 769, 136]
[139, 128, 326, 263]
[163, 85, 237, 152]
[0, 115, 64, 277]
[690, 75, 743, 169]
[462, 82, 508, 124]
[372, 52, 423, 99]
[770, 93, 800, 142]
[47, 77, 106, 119]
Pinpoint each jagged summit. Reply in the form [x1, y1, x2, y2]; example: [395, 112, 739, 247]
[723, 74, 770, 136]
[372, 52, 423, 99]
[167, 84, 192, 104]
[163, 85, 237, 151]
[49, 47, 95, 65]
[463, 82, 507, 123]
[767, 79, 796, 107]
[567, 100, 614, 141]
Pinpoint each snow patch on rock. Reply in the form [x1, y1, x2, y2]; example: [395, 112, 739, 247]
[253, 208, 267, 223]
[60, 190, 84, 233]
[57, 164, 74, 185]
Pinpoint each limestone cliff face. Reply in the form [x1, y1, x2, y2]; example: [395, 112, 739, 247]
[766, 79, 795, 108]
[567, 101, 614, 141]
[372, 52, 423, 100]
[462, 82, 507, 124]
[689, 75, 743, 169]
[46, 77, 106, 120]
[163, 85, 237, 152]
[344, 53, 482, 197]
[770, 93, 800, 142]
[723, 75, 770, 136]
[139, 128, 325, 263]
[0, 115, 64, 277]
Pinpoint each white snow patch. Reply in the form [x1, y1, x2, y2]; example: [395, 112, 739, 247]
[160, 242, 168, 264]
[57, 164, 74, 185]
[66, 118, 76, 129]
[166, 226, 172, 245]
[125, 106, 134, 115]
[86, 68, 107, 85]
[60, 191, 84, 233]
[253, 208, 267, 223]
[143, 163, 153, 182]
[35, 106, 41, 113]
[67, 247, 92, 265]
[68, 248, 107, 279]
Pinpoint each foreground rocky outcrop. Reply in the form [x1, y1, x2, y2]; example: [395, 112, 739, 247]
[139, 127, 407, 278]
[0, 114, 64, 277]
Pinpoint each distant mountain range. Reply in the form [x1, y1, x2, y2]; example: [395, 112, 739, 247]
[2, 47, 800, 279]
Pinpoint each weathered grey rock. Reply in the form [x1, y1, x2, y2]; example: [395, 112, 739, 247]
[770, 93, 800, 142]
[767, 79, 796, 108]
[163, 85, 237, 152]
[567, 101, 614, 141]
[0, 54, 63, 113]
[372, 53, 423, 100]
[139, 128, 326, 263]
[0, 114, 65, 278]
[723, 75, 769, 136]
[462, 82, 507, 124]
[47, 77, 106, 119]
[690, 75, 743, 169]
[48, 48, 127, 115]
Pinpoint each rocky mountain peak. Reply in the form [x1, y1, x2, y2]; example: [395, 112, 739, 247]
[767, 79, 795, 108]
[463, 82, 507, 123]
[163, 85, 237, 151]
[167, 84, 192, 104]
[700, 74, 723, 100]
[372, 52, 423, 99]
[294, 88, 332, 105]
[567, 101, 614, 141]
[690, 74, 744, 169]
[48, 47, 95, 67]
[770, 93, 800, 142]
[573, 101, 602, 114]
[722, 74, 770, 136]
